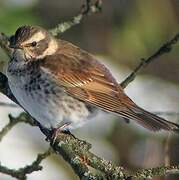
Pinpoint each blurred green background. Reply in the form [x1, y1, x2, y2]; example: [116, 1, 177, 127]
[0, 0, 179, 180]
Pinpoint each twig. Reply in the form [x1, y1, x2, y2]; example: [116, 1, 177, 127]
[121, 33, 179, 88]
[0, 102, 18, 107]
[0, 113, 35, 142]
[52, 133, 127, 179]
[0, 33, 13, 58]
[0, 111, 127, 179]
[0, 148, 53, 180]
[50, 0, 102, 36]
[134, 165, 179, 179]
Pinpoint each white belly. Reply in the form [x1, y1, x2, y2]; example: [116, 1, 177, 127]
[6, 49, 93, 130]
[8, 76, 91, 130]
[8, 81, 59, 128]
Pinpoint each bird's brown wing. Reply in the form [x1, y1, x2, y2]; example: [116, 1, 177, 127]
[40, 40, 179, 132]
[40, 40, 135, 113]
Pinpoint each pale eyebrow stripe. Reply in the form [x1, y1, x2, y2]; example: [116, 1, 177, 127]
[22, 31, 45, 44]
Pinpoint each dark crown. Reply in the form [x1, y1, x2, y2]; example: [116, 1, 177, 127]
[11, 26, 47, 46]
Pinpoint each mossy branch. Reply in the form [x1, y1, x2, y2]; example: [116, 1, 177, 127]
[0, 148, 52, 180]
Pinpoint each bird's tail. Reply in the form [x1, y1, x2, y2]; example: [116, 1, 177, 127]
[120, 105, 179, 133]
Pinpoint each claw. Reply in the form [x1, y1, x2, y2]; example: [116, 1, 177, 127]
[50, 122, 71, 145]
[51, 128, 60, 145]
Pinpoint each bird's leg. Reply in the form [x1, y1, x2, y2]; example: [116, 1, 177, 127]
[48, 123, 87, 146]
[59, 129, 89, 148]
[50, 122, 72, 144]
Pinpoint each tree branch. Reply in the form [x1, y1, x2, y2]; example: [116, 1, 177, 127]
[134, 165, 179, 179]
[120, 33, 179, 88]
[52, 133, 127, 179]
[50, 0, 102, 36]
[0, 102, 18, 107]
[0, 113, 35, 142]
[0, 148, 53, 180]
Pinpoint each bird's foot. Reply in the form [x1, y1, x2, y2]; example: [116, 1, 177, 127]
[50, 123, 72, 145]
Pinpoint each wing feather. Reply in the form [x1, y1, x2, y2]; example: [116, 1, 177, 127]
[39, 40, 179, 132]
[40, 40, 134, 111]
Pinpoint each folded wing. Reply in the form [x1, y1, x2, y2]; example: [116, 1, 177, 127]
[40, 40, 179, 132]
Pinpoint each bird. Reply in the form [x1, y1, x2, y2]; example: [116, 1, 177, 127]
[6, 25, 179, 139]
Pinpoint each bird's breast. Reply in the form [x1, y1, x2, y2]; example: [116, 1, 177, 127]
[7, 68, 94, 129]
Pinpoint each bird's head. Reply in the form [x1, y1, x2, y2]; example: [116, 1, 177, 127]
[10, 25, 58, 60]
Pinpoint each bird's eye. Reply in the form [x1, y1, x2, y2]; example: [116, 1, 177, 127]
[31, 41, 37, 47]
